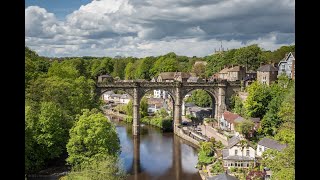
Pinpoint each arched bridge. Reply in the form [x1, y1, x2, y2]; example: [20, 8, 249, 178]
[96, 81, 241, 136]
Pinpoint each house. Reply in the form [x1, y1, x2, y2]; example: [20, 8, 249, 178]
[119, 94, 131, 104]
[182, 102, 196, 116]
[217, 66, 246, 81]
[256, 64, 278, 85]
[157, 72, 175, 82]
[227, 66, 246, 81]
[207, 172, 239, 180]
[220, 111, 241, 132]
[222, 135, 256, 169]
[147, 98, 165, 113]
[173, 72, 192, 82]
[150, 77, 157, 82]
[97, 73, 113, 83]
[108, 94, 122, 104]
[218, 67, 230, 80]
[278, 52, 295, 79]
[187, 76, 205, 83]
[194, 61, 208, 66]
[102, 91, 114, 102]
[153, 89, 169, 99]
[186, 106, 212, 121]
[243, 70, 257, 87]
[157, 72, 191, 82]
[256, 138, 287, 157]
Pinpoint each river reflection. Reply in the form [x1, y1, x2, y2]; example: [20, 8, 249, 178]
[115, 122, 201, 180]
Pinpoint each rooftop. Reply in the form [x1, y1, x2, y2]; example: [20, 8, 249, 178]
[258, 138, 287, 151]
[222, 111, 240, 124]
[257, 64, 278, 72]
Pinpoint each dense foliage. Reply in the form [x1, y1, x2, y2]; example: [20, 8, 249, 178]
[185, 90, 212, 107]
[66, 109, 120, 166]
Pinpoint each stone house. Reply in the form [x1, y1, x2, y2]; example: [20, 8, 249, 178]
[187, 76, 205, 83]
[218, 67, 230, 80]
[256, 138, 287, 157]
[97, 73, 113, 83]
[227, 66, 246, 81]
[243, 70, 257, 87]
[222, 135, 256, 169]
[278, 52, 295, 79]
[157, 72, 176, 82]
[147, 98, 165, 113]
[218, 66, 246, 81]
[256, 64, 278, 85]
[219, 111, 241, 132]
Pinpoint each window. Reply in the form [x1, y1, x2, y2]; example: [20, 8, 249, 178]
[259, 147, 262, 152]
[235, 149, 238, 155]
[246, 150, 250, 156]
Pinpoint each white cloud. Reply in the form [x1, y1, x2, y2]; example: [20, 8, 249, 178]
[25, 0, 295, 57]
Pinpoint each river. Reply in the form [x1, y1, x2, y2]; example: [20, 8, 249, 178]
[115, 120, 202, 180]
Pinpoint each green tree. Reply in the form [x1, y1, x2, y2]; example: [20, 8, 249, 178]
[66, 109, 120, 166]
[230, 95, 246, 116]
[261, 143, 295, 180]
[186, 90, 212, 107]
[235, 120, 254, 139]
[62, 156, 126, 180]
[233, 44, 263, 70]
[244, 81, 272, 118]
[126, 100, 133, 116]
[140, 97, 148, 118]
[124, 62, 135, 80]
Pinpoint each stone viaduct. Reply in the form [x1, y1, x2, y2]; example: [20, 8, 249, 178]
[96, 80, 241, 136]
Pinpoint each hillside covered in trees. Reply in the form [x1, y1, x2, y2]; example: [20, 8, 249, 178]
[25, 44, 294, 178]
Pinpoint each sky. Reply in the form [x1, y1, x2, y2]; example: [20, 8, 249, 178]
[25, 0, 295, 58]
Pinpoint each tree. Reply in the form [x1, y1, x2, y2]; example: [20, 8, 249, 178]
[36, 102, 70, 159]
[140, 97, 148, 118]
[233, 44, 263, 71]
[192, 63, 206, 78]
[62, 155, 126, 180]
[156, 108, 169, 118]
[235, 120, 254, 139]
[244, 81, 272, 118]
[126, 100, 133, 116]
[66, 109, 120, 166]
[124, 62, 135, 80]
[187, 90, 212, 107]
[261, 144, 295, 180]
[230, 95, 246, 116]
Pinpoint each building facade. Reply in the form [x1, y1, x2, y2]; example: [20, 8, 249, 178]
[278, 52, 295, 79]
[257, 64, 278, 85]
[222, 135, 256, 169]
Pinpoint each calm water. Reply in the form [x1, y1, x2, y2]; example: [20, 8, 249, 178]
[115, 122, 202, 180]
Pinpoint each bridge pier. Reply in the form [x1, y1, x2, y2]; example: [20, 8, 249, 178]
[217, 85, 226, 121]
[174, 86, 182, 132]
[133, 87, 140, 136]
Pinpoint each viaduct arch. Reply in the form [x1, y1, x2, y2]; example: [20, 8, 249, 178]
[96, 80, 241, 136]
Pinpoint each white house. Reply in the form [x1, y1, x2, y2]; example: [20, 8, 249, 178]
[256, 138, 287, 157]
[220, 111, 241, 132]
[153, 89, 169, 99]
[102, 91, 114, 101]
[222, 135, 256, 169]
[278, 52, 295, 79]
[147, 98, 165, 113]
[109, 94, 122, 103]
[119, 94, 131, 104]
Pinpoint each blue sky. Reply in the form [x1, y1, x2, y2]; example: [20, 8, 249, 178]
[25, 0, 295, 58]
[25, 0, 91, 20]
